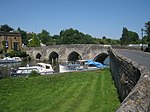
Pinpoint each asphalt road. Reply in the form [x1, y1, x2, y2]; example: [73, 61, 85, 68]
[115, 49, 150, 71]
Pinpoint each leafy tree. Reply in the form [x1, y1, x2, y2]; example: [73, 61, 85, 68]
[60, 28, 96, 44]
[27, 34, 40, 47]
[0, 24, 14, 32]
[145, 21, 150, 43]
[38, 29, 52, 45]
[102, 36, 106, 40]
[60, 28, 79, 44]
[120, 27, 139, 45]
[120, 27, 129, 45]
[128, 31, 139, 44]
[52, 35, 62, 45]
[83, 34, 95, 44]
[17, 28, 28, 45]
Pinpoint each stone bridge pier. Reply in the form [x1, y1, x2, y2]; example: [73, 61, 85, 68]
[23, 44, 110, 63]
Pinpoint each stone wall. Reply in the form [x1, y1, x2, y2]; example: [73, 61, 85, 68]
[109, 48, 150, 112]
[23, 44, 109, 62]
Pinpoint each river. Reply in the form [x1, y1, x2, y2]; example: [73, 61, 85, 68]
[0, 57, 110, 79]
[0, 60, 59, 79]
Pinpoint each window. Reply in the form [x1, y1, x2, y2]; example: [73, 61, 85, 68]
[46, 66, 50, 69]
[13, 42, 18, 50]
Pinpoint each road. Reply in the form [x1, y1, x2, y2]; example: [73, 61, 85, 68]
[115, 49, 150, 71]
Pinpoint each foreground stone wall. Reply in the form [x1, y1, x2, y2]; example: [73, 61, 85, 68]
[109, 48, 150, 112]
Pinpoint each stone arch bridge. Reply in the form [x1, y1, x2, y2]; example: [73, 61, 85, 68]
[23, 44, 110, 63]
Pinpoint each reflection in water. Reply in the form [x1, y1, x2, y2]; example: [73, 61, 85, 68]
[0, 57, 110, 79]
[0, 61, 59, 79]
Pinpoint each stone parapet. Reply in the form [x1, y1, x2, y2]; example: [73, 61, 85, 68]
[23, 44, 109, 62]
[109, 47, 150, 112]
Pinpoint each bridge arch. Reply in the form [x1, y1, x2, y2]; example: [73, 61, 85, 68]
[68, 51, 82, 62]
[36, 53, 42, 60]
[93, 53, 109, 64]
[49, 51, 59, 63]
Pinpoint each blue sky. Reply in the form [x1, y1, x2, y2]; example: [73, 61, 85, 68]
[0, 0, 150, 39]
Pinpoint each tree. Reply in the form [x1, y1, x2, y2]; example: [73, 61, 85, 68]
[52, 35, 62, 45]
[38, 29, 52, 45]
[120, 27, 129, 45]
[120, 27, 139, 45]
[0, 24, 14, 32]
[17, 28, 28, 45]
[128, 31, 139, 44]
[102, 36, 106, 40]
[145, 21, 150, 43]
[60, 28, 96, 44]
[60, 28, 80, 44]
[27, 33, 40, 47]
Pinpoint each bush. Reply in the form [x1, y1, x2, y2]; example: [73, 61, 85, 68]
[0, 49, 3, 54]
[7, 51, 28, 57]
[29, 71, 40, 77]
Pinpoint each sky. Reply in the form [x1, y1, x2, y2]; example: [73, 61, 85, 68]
[0, 0, 150, 39]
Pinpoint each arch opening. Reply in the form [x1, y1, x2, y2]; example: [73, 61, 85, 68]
[49, 51, 59, 63]
[93, 53, 109, 64]
[68, 51, 82, 62]
[36, 53, 42, 60]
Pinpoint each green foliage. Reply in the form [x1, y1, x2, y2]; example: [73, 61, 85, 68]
[52, 35, 62, 45]
[29, 71, 40, 77]
[37, 29, 53, 45]
[7, 51, 27, 57]
[1, 24, 123, 45]
[128, 31, 140, 44]
[145, 21, 150, 43]
[145, 21, 150, 36]
[27, 34, 40, 47]
[0, 24, 14, 32]
[0, 49, 3, 54]
[120, 27, 139, 45]
[94, 37, 120, 45]
[17, 28, 28, 45]
[120, 27, 129, 45]
[0, 69, 120, 112]
[60, 28, 96, 44]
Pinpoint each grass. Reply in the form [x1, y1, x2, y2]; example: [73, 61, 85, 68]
[0, 68, 120, 112]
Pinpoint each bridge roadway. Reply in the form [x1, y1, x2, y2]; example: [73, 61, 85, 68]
[115, 49, 150, 71]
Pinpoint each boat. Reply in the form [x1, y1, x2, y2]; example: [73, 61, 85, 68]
[85, 60, 106, 68]
[59, 60, 106, 73]
[0, 57, 22, 63]
[11, 63, 54, 76]
[59, 63, 82, 73]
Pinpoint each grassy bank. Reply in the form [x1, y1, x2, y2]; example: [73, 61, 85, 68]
[0, 69, 120, 112]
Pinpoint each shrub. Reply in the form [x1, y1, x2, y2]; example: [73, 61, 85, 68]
[29, 71, 40, 77]
[0, 49, 3, 54]
[7, 51, 28, 57]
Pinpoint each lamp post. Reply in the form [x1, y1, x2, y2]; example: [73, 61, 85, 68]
[141, 28, 144, 51]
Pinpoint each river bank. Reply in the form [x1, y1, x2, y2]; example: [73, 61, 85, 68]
[0, 68, 120, 112]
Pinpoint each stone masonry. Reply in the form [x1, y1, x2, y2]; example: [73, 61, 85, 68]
[23, 44, 109, 62]
[109, 47, 150, 112]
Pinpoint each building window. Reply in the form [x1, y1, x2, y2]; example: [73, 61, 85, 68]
[13, 42, 18, 51]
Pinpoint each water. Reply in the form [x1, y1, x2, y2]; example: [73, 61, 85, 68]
[0, 61, 59, 79]
[0, 57, 110, 79]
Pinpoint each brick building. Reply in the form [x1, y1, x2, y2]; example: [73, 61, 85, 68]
[0, 31, 22, 52]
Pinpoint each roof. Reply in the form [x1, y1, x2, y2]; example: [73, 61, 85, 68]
[37, 63, 52, 66]
[0, 31, 21, 36]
